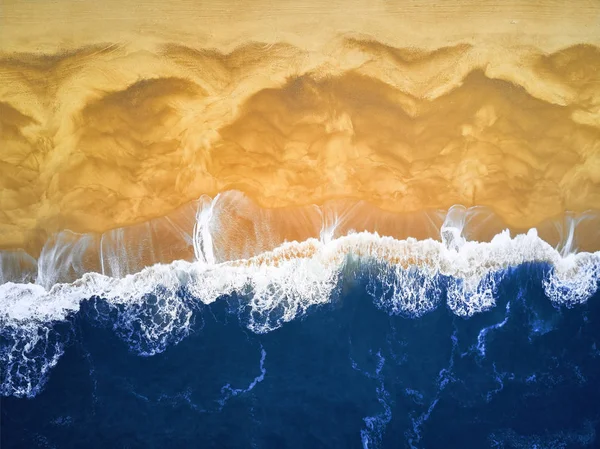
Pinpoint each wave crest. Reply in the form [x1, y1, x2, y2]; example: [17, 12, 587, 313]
[1, 193, 599, 398]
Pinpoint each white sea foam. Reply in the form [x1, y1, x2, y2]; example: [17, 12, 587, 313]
[5, 228, 596, 326]
[476, 302, 511, 357]
[1, 318, 68, 397]
[354, 350, 392, 449]
[218, 345, 267, 409]
[366, 264, 442, 317]
[1, 195, 599, 397]
[543, 252, 600, 307]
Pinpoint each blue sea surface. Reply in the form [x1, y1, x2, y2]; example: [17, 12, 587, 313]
[2, 262, 600, 448]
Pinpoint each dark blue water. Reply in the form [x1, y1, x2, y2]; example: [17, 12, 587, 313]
[2, 262, 600, 448]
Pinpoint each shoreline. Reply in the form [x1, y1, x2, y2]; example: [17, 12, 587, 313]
[1, 191, 599, 287]
[1, 1, 599, 256]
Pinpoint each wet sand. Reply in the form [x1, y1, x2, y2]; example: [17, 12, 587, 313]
[2, 191, 598, 287]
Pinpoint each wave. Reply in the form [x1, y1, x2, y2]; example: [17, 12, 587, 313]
[2, 190, 600, 286]
[1, 191, 599, 398]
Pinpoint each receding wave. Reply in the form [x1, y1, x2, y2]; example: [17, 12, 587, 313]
[1, 191, 599, 398]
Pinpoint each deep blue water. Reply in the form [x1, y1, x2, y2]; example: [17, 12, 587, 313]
[2, 262, 600, 448]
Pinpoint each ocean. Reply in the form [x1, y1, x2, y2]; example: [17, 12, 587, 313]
[2, 256, 600, 448]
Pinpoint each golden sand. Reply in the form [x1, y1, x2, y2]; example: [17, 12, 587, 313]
[1, 0, 599, 257]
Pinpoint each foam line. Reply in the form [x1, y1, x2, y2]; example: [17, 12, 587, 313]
[476, 302, 511, 357]
[1, 205, 599, 398]
[1, 228, 599, 326]
[218, 346, 267, 408]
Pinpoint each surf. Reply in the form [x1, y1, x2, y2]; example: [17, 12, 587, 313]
[1, 191, 599, 398]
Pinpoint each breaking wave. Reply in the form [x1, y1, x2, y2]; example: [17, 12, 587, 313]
[1, 192, 599, 398]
